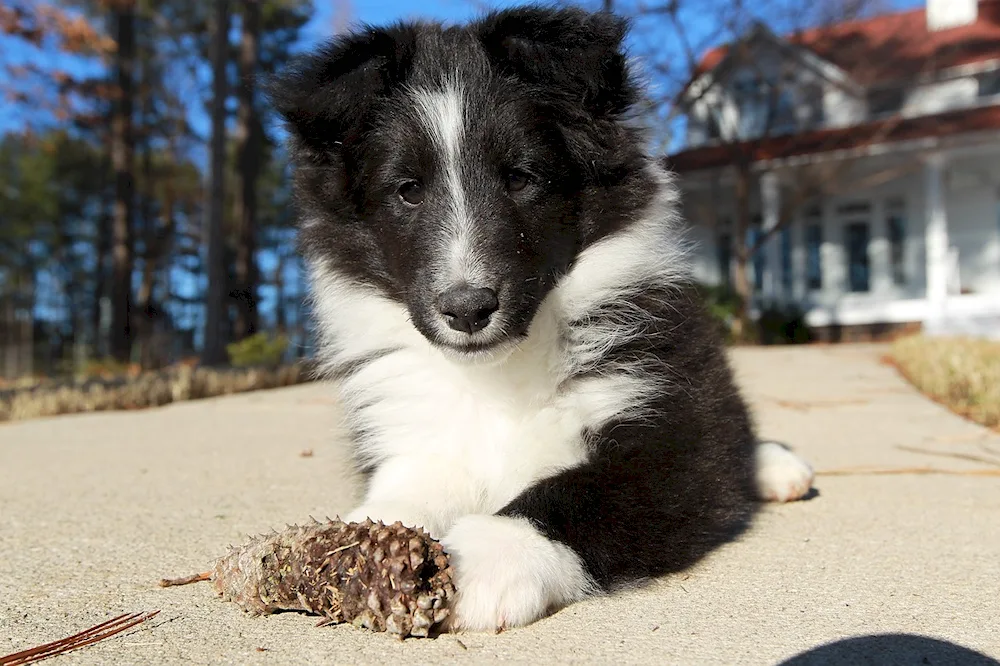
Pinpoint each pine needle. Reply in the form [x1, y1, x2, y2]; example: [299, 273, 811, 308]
[0, 611, 159, 666]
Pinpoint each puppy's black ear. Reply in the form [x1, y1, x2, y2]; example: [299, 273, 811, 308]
[265, 25, 418, 153]
[476, 6, 635, 117]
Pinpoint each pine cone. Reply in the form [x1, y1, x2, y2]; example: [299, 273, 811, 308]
[210, 518, 455, 638]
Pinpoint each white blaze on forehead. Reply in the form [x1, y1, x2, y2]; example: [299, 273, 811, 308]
[411, 85, 485, 287]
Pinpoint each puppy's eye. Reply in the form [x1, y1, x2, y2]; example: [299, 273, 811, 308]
[398, 180, 425, 205]
[506, 169, 532, 193]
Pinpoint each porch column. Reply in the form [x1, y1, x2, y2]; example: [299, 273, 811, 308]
[791, 214, 807, 303]
[760, 171, 781, 306]
[870, 198, 892, 296]
[924, 154, 949, 323]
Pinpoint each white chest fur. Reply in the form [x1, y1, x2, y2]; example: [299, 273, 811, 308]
[334, 305, 618, 537]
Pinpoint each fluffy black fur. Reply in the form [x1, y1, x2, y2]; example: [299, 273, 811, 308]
[502, 287, 758, 587]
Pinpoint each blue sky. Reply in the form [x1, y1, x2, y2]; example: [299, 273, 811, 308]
[303, 0, 527, 40]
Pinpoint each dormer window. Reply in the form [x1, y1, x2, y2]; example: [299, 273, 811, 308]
[771, 89, 797, 133]
[706, 110, 722, 139]
[732, 71, 798, 138]
[800, 82, 825, 128]
[867, 88, 904, 117]
[732, 73, 769, 138]
[978, 70, 1000, 98]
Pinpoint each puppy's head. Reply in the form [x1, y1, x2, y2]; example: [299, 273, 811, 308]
[269, 6, 652, 357]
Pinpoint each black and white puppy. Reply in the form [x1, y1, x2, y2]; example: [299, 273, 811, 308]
[268, 5, 814, 632]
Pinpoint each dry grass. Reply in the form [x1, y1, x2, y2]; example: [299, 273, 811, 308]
[0, 363, 315, 423]
[889, 335, 1000, 432]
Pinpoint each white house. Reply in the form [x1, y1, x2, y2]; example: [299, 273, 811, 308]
[669, 0, 1000, 341]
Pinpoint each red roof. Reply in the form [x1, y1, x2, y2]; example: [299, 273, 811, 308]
[697, 0, 1000, 84]
[665, 105, 1000, 173]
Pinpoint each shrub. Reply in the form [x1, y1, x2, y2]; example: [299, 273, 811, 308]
[694, 284, 743, 343]
[75, 357, 135, 379]
[757, 305, 812, 345]
[226, 332, 289, 368]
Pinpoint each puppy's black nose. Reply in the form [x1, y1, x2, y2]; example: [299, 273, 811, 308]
[437, 285, 499, 334]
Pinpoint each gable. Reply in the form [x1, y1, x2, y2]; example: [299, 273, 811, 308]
[685, 23, 853, 109]
[696, 2, 1000, 89]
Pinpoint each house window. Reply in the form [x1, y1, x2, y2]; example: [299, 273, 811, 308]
[748, 217, 765, 292]
[717, 232, 732, 287]
[739, 99, 767, 138]
[867, 88, 904, 116]
[845, 222, 871, 293]
[801, 82, 825, 128]
[733, 74, 769, 138]
[886, 198, 907, 286]
[780, 226, 793, 295]
[706, 110, 722, 140]
[805, 220, 823, 290]
[771, 89, 797, 133]
[978, 71, 1000, 98]
[734, 74, 797, 137]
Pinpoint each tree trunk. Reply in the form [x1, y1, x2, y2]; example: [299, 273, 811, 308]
[109, 0, 136, 363]
[232, 0, 261, 341]
[136, 67, 155, 369]
[274, 252, 287, 334]
[731, 161, 753, 342]
[91, 135, 114, 359]
[202, 0, 231, 366]
[15, 272, 35, 378]
[1, 295, 13, 379]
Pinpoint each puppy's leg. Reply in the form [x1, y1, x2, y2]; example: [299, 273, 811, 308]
[755, 440, 815, 503]
[441, 436, 756, 632]
[342, 458, 469, 538]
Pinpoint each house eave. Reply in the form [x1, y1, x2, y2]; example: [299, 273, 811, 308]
[665, 106, 1000, 175]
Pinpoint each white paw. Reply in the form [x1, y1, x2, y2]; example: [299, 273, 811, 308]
[755, 441, 815, 503]
[440, 514, 595, 632]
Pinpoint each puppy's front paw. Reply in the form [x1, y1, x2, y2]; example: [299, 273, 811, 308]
[440, 514, 595, 632]
[755, 440, 815, 502]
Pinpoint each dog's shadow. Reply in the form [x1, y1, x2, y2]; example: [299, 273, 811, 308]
[778, 634, 999, 666]
[799, 487, 820, 501]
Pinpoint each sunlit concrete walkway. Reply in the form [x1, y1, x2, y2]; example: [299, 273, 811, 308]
[2, 345, 999, 664]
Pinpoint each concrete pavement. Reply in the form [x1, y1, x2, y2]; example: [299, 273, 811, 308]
[2, 345, 999, 665]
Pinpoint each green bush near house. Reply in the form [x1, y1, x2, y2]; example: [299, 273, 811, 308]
[226, 332, 289, 368]
[757, 305, 812, 346]
[695, 284, 742, 342]
[693, 284, 811, 345]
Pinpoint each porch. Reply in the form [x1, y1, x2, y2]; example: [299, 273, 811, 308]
[683, 135, 1000, 340]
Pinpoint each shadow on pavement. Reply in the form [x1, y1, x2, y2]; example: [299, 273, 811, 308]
[778, 634, 999, 666]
